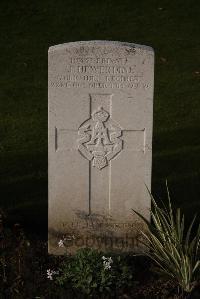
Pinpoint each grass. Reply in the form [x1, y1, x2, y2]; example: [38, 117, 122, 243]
[0, 0, 200, 233]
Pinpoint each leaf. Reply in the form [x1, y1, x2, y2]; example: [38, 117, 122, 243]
[133, 183, 200, 293]
[87, 274, 93, 284]
[132, 209, 150, 228]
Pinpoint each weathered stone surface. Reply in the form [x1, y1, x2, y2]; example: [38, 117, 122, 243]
[48, 41, 154, 254]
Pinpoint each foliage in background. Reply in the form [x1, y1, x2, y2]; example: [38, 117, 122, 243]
[133, 184, 200, 295]
[0, 210, 64, 298]
[55, 248, 134, 296]
[0, 209, 29, 297]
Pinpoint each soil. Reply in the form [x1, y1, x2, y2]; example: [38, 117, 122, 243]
[0, 217, 200, 299]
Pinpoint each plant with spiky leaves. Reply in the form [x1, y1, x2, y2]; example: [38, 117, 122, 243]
[133, 183, 200, 294]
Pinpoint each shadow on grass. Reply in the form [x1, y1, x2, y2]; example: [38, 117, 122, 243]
[152, 125, 200, 223]
[0, 125, 199, 236]
[0, 150, 47, 238]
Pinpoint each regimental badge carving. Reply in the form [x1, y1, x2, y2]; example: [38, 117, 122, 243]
[78, 107, 123, 170]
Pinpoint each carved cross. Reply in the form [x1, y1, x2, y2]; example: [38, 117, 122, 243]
[55, 94, 145, 215]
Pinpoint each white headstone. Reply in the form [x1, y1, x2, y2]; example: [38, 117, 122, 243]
[48, 41, 154, 254]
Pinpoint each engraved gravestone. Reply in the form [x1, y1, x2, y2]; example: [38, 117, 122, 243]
[48, 41, 154, 254]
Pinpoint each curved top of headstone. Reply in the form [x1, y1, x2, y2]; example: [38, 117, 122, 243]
[48, 40, 154, 54]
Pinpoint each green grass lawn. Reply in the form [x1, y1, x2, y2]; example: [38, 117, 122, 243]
[0, 0, 200, 234]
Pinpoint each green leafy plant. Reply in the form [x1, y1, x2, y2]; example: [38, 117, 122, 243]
[133, 183, 200, 294]
[55, 248, 134, 296]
